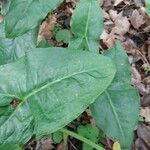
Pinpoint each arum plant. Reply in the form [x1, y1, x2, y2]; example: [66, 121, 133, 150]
[0, 0, 139, 150]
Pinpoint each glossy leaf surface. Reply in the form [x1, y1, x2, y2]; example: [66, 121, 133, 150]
[0, 47, 116, 149]
[90, 42, 140, 149]
[4, 0, 63, 38]
[0, 22, 38, 65]
[69, 0, 104, 53]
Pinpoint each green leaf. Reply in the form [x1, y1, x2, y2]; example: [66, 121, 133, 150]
[145, 0, 150, 15]
[0, 47, 116, 149]
[0, 22, 38, 65]
[52, 131, 63, 144]
[77, 124, 99, 142]
[90, 42, 140, 149]
[56, 29, 72, 44]
[37, 39, 52, 48]
[77, 124, 100, 150]
[69, 0, 104, 53]
[4, 0, 63, 38]
[103, 41, 131, 83]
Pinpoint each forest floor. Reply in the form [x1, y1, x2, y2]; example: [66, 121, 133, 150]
[23, 0, 150, 150]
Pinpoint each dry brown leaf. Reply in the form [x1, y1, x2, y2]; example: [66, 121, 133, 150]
[39, 15, 57, 41]
[136, 124, 150, 149]
[109, 10, 118, 21]
[103, 10, 110, 19]
[112, 12, 130, 35]
[113, 0, 123, 6]
[132, 64, 142, 82]
[141, 107, 150, 123]
[130, 10, 145, 29]
[133, 0, 143, 7]
[36, 137, 54, 150]
[131, 77, 149, 95]
[142, 94, 150, 107]
[101, 30, 115, 48]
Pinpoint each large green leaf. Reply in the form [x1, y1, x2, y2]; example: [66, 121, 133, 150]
[4, 0, 63, 38]
[69, 0, 104, 53]
[145, 0, 150, 15]
[0, 47, 116, 149]
[90, 42, 140, 149]
[0, 22, 38, 65]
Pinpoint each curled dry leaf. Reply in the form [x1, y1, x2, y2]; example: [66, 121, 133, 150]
[130, 10, 145, 29]
[39, 15, 57, 41]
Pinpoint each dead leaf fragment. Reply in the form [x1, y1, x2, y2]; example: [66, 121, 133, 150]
[136, 124, 150, 148]
[130, 10, 145, 29]
[141, 107, 150, 122]
[113, 0, 123, 6]
[112, 12, 130, 35]
[133, 0, 143, 7]
[36, 137, 54, 150]
[142, 94, 150, 107]
[109, 10, 118, 21]
[39, 15, 57, 41]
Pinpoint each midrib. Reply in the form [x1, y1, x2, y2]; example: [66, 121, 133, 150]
[104, 91, 125, 138]
[0, 67, 98, 128]
[23, 68, 97, 100]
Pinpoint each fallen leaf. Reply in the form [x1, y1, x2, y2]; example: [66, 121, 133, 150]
[39, 15, 57, 41]
[113, 0, 123, 6]
[109, 10, 118, 21]
[141, 107, 150, 122]
[136, 124, 150, 148]
[142, 94, 150, 107]
[101, 30, 115, 48]
[36, 137, 54, 150]
[133, 0, 143, 7]
[130, 10, 145, 29]
[112, 12, 130, 35]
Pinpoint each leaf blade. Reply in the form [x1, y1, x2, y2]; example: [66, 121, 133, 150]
[0, 22, 38, 65]
[90, 42, 140, 149]
[4, 0, 63, 38]
[69, 0, 104, 52]
[0, 47, 116, 149]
